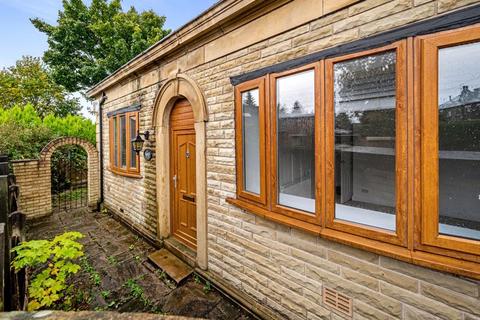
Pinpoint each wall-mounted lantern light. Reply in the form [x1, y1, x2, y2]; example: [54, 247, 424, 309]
[132, 130, 150, 154]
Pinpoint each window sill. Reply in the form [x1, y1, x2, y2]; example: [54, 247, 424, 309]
[226, 197, 480, 280]
[108, 167, 142, 179]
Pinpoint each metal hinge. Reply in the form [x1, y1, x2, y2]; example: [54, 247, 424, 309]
[173, 174, 177, 188]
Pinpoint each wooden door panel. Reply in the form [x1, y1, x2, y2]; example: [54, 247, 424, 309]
[170, 99, 197, 249]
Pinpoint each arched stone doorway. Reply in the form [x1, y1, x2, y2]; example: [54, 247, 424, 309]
[153, 74, 208, 270]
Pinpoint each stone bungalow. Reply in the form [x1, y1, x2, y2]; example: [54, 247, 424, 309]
[87, 0, 480, 319]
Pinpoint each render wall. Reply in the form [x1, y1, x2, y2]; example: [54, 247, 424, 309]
[99, 0, 480, 319]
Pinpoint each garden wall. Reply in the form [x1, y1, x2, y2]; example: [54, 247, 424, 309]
[11, 137, 100, 219]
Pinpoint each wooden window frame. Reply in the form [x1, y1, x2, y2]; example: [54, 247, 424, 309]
[227, 25, 480, 279]
[109, 111, 140, 177]
[416, 25, 480, 260]
[325, 41, 408, 247]
[269, 63, 323, 225]
[235, 78, 267, 205]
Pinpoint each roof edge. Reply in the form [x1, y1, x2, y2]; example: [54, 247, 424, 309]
[87, 0, 263, 98]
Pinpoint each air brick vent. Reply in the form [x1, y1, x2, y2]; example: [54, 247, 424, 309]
[323, 287, 353, 317]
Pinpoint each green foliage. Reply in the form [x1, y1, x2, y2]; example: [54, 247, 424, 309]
[194, 274, 201, 284]
[11, 232, 85, 311]
[0, 56, 81, 117]
[107, 255, 118, 266]
[31, 0, 171, 91]
[100, 290, 111, 299]
[0, 105, 95, 160]
[203, 280, 212, 294]
[123, 277, 153, 306]
[80, 257, 102, 286]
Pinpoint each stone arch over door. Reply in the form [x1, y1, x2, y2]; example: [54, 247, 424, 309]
[41, 137, 100, 209]
[153, 74, 208, 270]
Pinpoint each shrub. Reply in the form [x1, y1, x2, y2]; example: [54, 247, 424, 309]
[11, 231, 85, 311]
[0, 105, 95, 160]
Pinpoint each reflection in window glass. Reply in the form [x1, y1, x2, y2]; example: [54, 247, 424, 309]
[113, 118, 118, 167]
[120, 115, 126, 167]
[438, 42, 480, 241]
[334, 51, 397, 230]
[242, 89, 260, 194]
[130, 116, 137, 169]
[277, 70, 315, 213]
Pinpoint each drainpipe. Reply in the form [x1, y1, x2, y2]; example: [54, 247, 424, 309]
[97, 92, 107, 211]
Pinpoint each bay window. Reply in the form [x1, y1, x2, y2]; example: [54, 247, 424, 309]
[235, 78, 267, 205]
[271, 65, 321, 224]
[109, 111, 140, 177]
[325, 42, 407, 246]
[228, 24, 480, 278]
[419, 25, 480, 258]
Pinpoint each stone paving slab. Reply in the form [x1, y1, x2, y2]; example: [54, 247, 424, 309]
[25, 208, 254, 319]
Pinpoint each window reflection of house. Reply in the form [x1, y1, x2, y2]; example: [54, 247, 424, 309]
[278, 112, 315, 203]
[438, 85, 480, 233]
[333, 53, 397, 225]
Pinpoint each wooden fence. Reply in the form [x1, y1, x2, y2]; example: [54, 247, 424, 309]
[0, 155, 27, 311]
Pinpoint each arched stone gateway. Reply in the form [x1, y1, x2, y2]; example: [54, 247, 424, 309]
[41, 137, 100, 209]
[11, 137, 100, 218]
[153, 74, 208, 270]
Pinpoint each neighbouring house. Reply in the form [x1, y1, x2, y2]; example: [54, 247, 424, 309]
[86, 1, 480, 319]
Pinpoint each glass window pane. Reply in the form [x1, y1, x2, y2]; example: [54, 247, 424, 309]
[438, 42, 480, 241]
[277, 70, 315, 213]
[333, 51, 397, 231]
[242, 89, 260, 194]
[113, 117, 118, 167]
[130, 116, 137, 169]
[120, 115, 126, 168]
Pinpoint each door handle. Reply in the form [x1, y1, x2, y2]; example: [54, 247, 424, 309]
[182, 194, 195, 202]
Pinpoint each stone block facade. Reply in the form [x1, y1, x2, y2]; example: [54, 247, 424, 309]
[90, 0, 480, 319]
[11, 137, 100, 218]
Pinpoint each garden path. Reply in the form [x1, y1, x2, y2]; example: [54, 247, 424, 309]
[26, 208, 254, 319]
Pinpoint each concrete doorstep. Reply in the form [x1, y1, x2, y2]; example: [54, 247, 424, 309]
[148, 249, 193, 284]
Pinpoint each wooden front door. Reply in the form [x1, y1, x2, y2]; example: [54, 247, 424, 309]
[170, 99, 197, 249]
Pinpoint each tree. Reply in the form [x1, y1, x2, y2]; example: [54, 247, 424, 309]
[0, 56, 81, 117]
[31, 0, 171, 92]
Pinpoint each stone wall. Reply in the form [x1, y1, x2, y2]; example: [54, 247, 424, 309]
[11, 137, 100, 219]
[97, 0, 480, 319]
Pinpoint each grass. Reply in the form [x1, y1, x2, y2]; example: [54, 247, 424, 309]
[55, 187, 87, 201]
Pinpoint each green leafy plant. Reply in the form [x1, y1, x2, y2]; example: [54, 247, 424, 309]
[11, 231, 84, 311]
[107, 255, 118, 266]
[194, 274, 201, 284]
[203, 280, 212, 294]
[80, 257, 101, 286]
[100, 290, 111, 299]
[123, 278, 150, 306]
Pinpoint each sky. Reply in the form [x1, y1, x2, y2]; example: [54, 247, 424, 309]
[0, 0, 218, 119]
